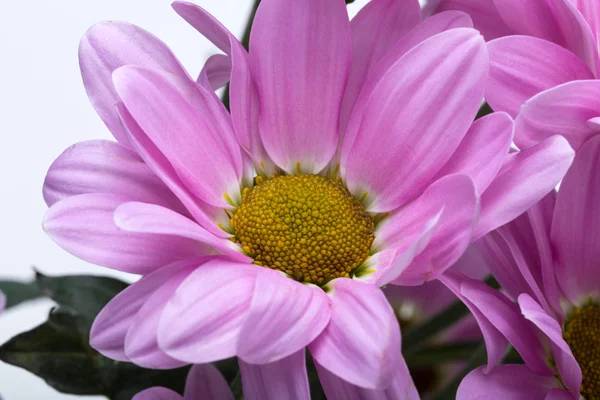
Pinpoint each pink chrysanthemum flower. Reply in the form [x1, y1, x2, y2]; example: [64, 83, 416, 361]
[41, 0, 574, 397]
[442, 137, 600, 399]
[427, 0, 600, 154]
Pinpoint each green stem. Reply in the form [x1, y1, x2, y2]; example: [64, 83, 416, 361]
[404, 341, 483, 368]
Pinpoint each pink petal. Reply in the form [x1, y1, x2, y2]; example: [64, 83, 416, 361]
[158, 260, 257, 364]
[114, 202, 249, 263]
[249, 0, 351, 173]
[237, 268, 331, 364]
[90, 258, 202, 361]
[315, 357, 419, 400]
[309, 279, 401, 390]
[183, 364, 233, 400]
[43, 193, 208, 275]
[79, 22, 189, 146]
[435, 112, 513, 195]
[436, 0, 512, 40]
[339, 0, 421, 134]
[43, 140, 183, 212]
[132, 387, 182, 400]
[198, 54, 232, 91]
[171, 1, 233, 55]
[519, 294, 582, 394]
[492, 0, 600, 75]
[572, 0, 600, 48]
[552, 135, 600, 304]
[515, 80, 600, 151]
[0, 291, 5, 312]
[391, 174, 479, 286]
[344, 28, 487, 212]
[116, 103, 228, 238]
[457, 365, 558, 400]
[486, 36, 594, 118]
[113, 66, 241, 208]
[239, 351, 309, 400]
[475, 135, 574, 240]
[124, 265, 198, 369]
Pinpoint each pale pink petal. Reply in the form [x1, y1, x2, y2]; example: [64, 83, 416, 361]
[339, 0, 421, 133]
[90, 258, 202, 361]
[572, 0, 600, 47]
[116, 103, 228, 238]
[171, 1, 232, 54]
[239, 351, 309, 400]
[114, 202, 249, 263]
[249, 0, 351, 173]
[184, 364, 233, 400]
[309, 279, 400, 390]
[552, 135, 600, 303]
[519, 294, 582, 394]
[43, 140, 183, 213]
[457, 365, 558, 400]
[391, 174, 479, 286]
[113, 66, 241, 208]
[132, 387, 182, 400]
[344, 29, 487, 212]
[545, 389, 577, 400]
[43, 193, 208, 275]
[158, 260, 257, 363]
[486, 36, 594, 118]
[475, 135, 574, 240]
[315, 357, 419, 400]
[436, 0, 512, 40]
[588, 116, 600, 130]
[79, 22, 189, 146]
[515, 80, 600, 151]
[198, 54, 231, 91]
[237, 268, 331, 364]
[124, 265, 198, 369]
[435, 112, 513, 195]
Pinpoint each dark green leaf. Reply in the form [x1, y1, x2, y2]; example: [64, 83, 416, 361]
[405, 341, 483, 367]
[0, 280, 43, 309]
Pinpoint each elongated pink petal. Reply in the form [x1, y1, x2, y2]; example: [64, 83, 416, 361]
[486, 36, 594, 118]
[239, 351, 309, 400]
[132, 387, 182, 400]
[124, 265, 198, 369]
[43, 194, 208, 274]
[436, 0, 512, 40]
[492, 0, 600, 75]
[237, 269, 330, 364]
[552, 135, 600, 303]
[158, 260, 257, 363]
[436, 112, 513, 194]
[249, 0, 351, 173]
[116, 103, 228, 238]
[113, 66, 241, 208]
[457, 365, 558, 400]
[171, 1, 232, 54]
[515, 80, 600, 151]
[344, 28, 487, 212]
[184, 364, 233, 400]
[79, 22, 189, 146]
[310, 279, 400, 390]
[475, 136, 574, 240]
[315, 357, 418, 400]
[519, 294, 582, 394]
[339, 0, 421, 133]
[572, 0, 600, 47]
[43, 140, 183, 213]
[114, 202, 249, 263]
[199, 54, 231, 91]
[90, 259, 202, 361]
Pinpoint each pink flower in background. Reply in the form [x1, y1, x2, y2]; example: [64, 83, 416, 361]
[41, 0, 573, 397]
[443, 136, 600, 399]
[133, 364, 233, 400]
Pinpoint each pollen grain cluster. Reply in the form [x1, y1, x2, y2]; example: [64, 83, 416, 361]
[563, 303, 600, 398]
[230, 174, 374, 285]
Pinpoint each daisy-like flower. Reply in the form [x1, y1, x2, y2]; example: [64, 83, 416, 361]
[442, 137, 600, 399]
[41, 0, 574, 397]
[426, 0, 600, 154]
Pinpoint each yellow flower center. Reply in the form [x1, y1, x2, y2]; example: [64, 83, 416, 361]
[230, 174, 374, 285]
[563, 303, 600, 398]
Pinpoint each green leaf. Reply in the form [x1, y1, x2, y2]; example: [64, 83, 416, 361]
[404, 341, 483, 367]
[0, 280, 43, 309]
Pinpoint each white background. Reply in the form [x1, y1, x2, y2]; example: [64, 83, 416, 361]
[0, 0, 384, 398]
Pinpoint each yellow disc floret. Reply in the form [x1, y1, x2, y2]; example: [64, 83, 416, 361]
[230, 174, 374, 285]
[563, 303, 600, 398]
